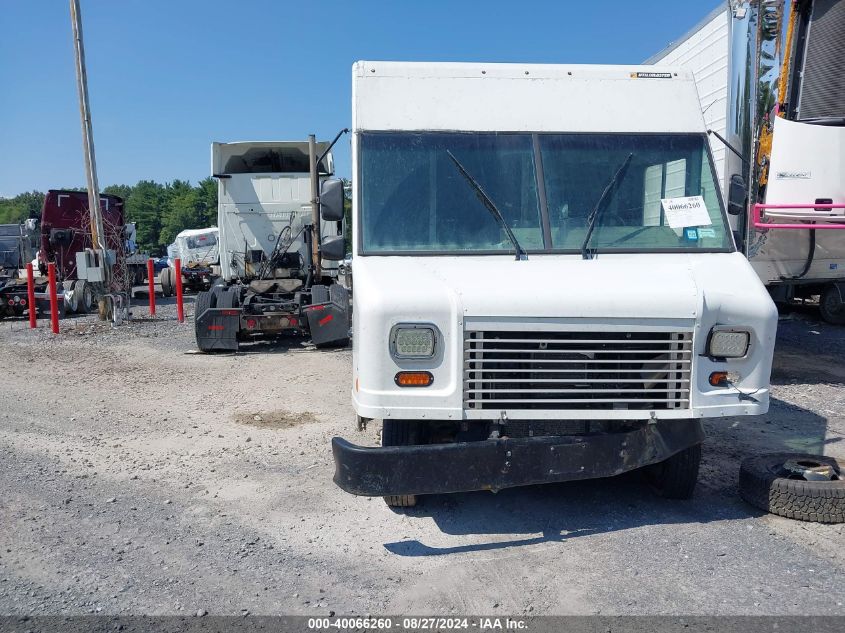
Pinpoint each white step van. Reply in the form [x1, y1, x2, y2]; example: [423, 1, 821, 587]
[332, 62, 778, 507]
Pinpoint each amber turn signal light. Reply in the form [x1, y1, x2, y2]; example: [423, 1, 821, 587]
[394, 371, 434, 387]
[709, 371, 729, 387]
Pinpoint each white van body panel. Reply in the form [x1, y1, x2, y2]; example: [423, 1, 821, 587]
[353, 62, 705, 134]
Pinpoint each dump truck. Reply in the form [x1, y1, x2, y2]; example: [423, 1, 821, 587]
[331, 61, 778, 507]
[159, 227, 219, 296]
[647, 0, 845, 324]
[193, 139, 350, 351]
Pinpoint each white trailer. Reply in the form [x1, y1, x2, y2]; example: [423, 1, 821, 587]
[331, 61, 778, 507]
[648, 0, 845, 323]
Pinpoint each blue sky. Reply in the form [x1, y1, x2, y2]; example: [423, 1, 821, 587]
[0, 0, 719, 196]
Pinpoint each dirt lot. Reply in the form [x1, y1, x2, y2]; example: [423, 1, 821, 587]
[1, 296, 843, 616]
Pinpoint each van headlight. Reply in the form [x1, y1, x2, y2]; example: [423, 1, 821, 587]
[390, 324, 438, 359]
[707, 327, 750, 358]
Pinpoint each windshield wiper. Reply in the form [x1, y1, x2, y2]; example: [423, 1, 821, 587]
[446, 150, 527, 261]
[580, 152, 634, 259]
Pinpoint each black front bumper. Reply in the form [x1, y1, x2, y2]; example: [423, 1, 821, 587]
[332, 420, 704, 497]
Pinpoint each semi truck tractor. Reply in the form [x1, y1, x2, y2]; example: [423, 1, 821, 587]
[193, 139, 349, 351]
[37, 189, 130, 314]
[331, 61, 778, 507]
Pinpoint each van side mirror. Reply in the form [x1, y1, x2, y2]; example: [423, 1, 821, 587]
[320, 178, 344, 221]
[321, 235, 345, 261]
[727, 174, 746, 216]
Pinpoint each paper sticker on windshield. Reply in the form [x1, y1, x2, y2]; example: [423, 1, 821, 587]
[660, 195, 711, 229]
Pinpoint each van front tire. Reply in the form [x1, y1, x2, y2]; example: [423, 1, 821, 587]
[645, 443, 701, 499]
[382, 420, 421, 508]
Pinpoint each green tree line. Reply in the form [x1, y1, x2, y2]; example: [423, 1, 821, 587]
[0, 178, 218, 255]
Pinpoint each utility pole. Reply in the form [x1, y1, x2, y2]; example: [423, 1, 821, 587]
[308, 134, 322, 279]
[69, 0, 109, 284]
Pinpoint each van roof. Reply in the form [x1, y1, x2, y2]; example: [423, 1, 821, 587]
[353, 61, 703, 134]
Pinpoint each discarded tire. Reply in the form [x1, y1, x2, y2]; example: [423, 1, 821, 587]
[739, 453, 844, 523]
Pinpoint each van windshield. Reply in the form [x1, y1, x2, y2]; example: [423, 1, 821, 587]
[359, 132, 732, 254]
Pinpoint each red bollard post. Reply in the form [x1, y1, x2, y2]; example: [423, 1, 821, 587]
[47, 262, 59, 334]
[26, 263, 37, 328]
[147, 258, 156, 317]
[174, 258, 184, 323]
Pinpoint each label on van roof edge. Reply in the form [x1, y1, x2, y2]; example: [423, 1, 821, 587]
[631, 71, 673, 79]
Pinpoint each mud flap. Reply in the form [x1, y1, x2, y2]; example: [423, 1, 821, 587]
[194, 289, 239, 352]
[305, 284, 350, 347]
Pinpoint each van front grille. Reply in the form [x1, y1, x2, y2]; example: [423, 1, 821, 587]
[464, 330, 692, 411]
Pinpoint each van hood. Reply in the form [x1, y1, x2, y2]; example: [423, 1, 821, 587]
[350, 251, 779, 422]
[352, 252, 763, 320]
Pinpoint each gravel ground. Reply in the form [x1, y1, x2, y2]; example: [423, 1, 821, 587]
[0, 294, 843, 616]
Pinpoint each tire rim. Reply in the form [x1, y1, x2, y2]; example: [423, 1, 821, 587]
[781, 458, 841, 482]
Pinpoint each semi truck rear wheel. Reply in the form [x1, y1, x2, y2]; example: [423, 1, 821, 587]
[64, 281, 78, 313]
[645, 443, 701, 499]
[74, 280, 94, 314]
[382, 420, 421, 508]
[160, 268, 174, 297]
